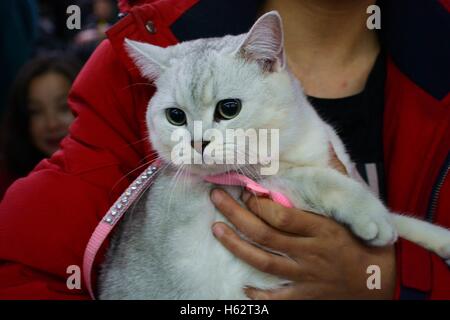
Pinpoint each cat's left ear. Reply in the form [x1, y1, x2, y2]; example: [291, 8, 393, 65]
[235, 11, 285, 72]
[125, 38, 168, 79]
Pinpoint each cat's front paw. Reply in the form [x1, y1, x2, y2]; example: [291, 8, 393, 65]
[437, 244, 450, 266]
[348, 210, 397, 246]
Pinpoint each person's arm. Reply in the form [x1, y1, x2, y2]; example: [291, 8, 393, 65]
[210, 181, 450, 299]
[210, 189, 396, 299]
[0, 39, 150, 299]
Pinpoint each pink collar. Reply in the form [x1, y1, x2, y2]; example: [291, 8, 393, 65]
[204, 172, 293, 208]
[83, 162, 292, 299]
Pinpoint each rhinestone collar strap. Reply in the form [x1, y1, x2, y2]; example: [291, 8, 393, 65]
[82, 163, 292, 299]
[83, 164, 160, 299]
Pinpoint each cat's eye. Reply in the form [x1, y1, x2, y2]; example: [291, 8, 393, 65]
[214, 99, 242, 121]
[166, 108, 187, 126]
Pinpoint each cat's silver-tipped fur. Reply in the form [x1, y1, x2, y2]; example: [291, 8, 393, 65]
[99, 11, 450, 299]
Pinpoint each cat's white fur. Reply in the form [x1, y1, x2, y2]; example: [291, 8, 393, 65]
[98, 11, 450, 299]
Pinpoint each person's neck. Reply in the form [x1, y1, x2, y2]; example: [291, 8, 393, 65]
[262, 0, 380, 98]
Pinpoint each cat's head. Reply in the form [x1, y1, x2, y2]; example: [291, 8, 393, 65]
[125, 11, 305, 177]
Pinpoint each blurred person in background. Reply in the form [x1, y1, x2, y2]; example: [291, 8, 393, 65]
[71, 0, 118, 61]
[34, 0, 118, 62]
[34, 0, 93, 53]
[0, 56, 81, 199]
[0, 0, 38, 119]
[0, 0, 100, 118]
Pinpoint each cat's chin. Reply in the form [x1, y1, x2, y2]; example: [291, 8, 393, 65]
[174, 164, 260, 179]
[184, 164, 238, 177]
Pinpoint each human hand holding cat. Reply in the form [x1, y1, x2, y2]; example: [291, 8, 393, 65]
[210, 189, 397, 299]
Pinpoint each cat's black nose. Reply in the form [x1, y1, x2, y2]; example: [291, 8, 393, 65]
[191, 140, 210, 154]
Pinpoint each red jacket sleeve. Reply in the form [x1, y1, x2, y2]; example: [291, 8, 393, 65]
[0, 39, 153, 299]
[384, 57, 450, 300]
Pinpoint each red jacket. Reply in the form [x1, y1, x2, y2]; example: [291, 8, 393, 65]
[0, 0, 449, 299]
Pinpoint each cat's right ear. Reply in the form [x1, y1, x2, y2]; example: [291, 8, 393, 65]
[125, 38, 167, 80]
[235, 11, 285, 72]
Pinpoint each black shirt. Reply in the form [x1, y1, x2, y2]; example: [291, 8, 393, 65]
[308, 52, 387, 201]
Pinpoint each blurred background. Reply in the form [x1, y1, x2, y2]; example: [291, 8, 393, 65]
[0, 0, 119, 197]
[0, 0, 265, 199]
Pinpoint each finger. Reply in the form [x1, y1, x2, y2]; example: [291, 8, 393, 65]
[244, 195, 325, 237]
[211, 189, 301, 253]
[212, 222, 301, 280]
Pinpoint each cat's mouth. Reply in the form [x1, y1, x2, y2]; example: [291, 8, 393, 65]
[156, 144, 265, 178]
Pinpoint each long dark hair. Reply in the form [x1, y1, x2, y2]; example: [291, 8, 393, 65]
[0, 55, 81, 179]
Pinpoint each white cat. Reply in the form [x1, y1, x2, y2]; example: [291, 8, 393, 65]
[98, 11, 450, 299]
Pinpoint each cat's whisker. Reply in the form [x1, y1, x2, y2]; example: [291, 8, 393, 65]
[140, 151, 161, 164]
[127, 160, 172, 219]
[221, 142, 260, 166]
[126, 136, 151, 148]
[174, 164, 187, 209]
[166, 164, 185, 214]
[233, 149, 262, 181]
[180, 166, 188, 203]
[132, 160, 172, 210]
[110, 158, 159, 196]
[225, 163, 231, 186]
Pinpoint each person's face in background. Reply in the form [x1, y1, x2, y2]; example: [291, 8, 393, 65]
[28, 72, 74, 156]
[94, 0, 114, 21]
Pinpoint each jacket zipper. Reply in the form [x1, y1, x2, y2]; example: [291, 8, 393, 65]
[425, 152, 450, 222]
